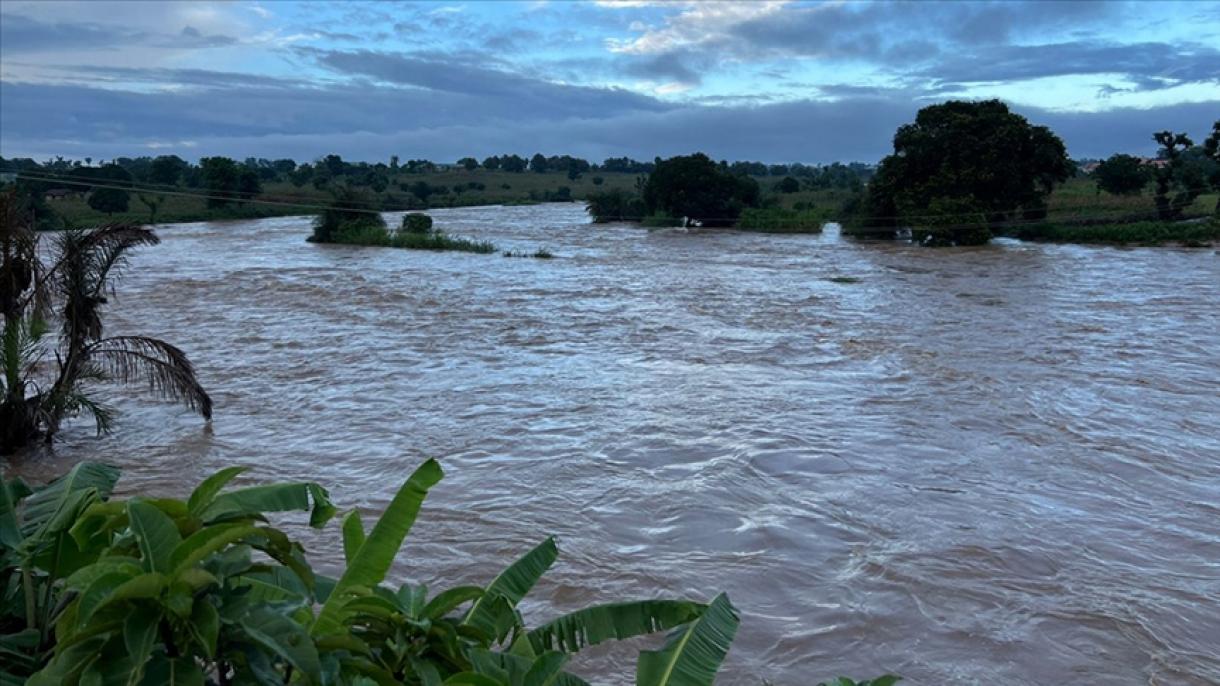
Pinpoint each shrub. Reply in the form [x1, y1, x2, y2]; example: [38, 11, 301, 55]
[401, 213, 434, 234]
[737, 208, 829, 233]
[641, 213, 683, 228]
[390, 230, 497, 253]
[311, 188, 385, 243]
[585, 188, 645, 223]
[86, 187, 130, 215]
[1, 461, 746, 686]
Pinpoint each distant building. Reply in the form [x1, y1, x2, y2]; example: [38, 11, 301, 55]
[1139, 157, 1171, 169]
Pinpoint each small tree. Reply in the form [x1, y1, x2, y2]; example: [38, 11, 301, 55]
[592, 176, 604, 186]
[137, 193, 164, 224]
[775, 176, 800, 194]
[1152, 131, 1196, 220]
[87, 187, 130, 215]
[401, 213, 433, 234]
[458, 157, 479, 171]
[310, 188, 385, 243]
[1094, 154, 1149, 196]
[1203, 120, 1220, 214]
[642, 153, 760, 226]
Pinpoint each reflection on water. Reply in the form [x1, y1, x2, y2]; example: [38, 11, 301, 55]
[11, 205, 1220, 684]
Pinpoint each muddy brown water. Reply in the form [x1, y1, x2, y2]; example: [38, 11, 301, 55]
[9, 204, 1220, 684]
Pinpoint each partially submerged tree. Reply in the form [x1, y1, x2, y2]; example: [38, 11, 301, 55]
[642, 153, 761, 226]
[852, 99, 1072, 245]
[0, 190, 211, 454]
[309, 187, 386, 243]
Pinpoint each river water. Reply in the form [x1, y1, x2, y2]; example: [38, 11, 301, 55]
[10, 204, 1220, 684]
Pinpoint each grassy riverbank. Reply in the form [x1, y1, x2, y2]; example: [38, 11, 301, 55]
[44, 171, 644, 228]
[1002, 218, 1220, 246]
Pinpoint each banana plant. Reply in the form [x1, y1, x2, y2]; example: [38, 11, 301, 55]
[7, 459, 896, 686]
[319, 462, 739, 686]
[22, 463, 335, 685]
[1, 462, 121, 685]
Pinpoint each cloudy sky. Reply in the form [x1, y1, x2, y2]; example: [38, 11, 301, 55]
[1, 0, 1217, 164]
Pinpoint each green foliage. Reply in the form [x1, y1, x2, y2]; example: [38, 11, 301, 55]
[774, 177, 801, 194]
[199, 157, 246, 209]
[85, 188, 130, 215]
[2, 460, 764, 686]
[311, 188, 386, 243]
[861, 99, 1072, 244]
[909, 197, 992, 246]
[1151, 131, 1199, 221]
[585, 189, 645, 223]
[643, 153, 761, 227]
[1093, 154, 1150, 196]
[1004, 219, 1220, 245]
[0, 197, 211, 453]
[736, 208, 828, 233]
[641, 214, 682, 228]
[401, 213, 434, 234]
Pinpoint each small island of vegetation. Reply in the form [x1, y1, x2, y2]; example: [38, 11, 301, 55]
[309, 188, 496, 254]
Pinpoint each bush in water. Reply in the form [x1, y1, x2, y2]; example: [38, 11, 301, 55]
[401, 213, 433, 234]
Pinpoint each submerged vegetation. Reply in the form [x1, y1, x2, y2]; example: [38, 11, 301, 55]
[0, 191, 211, 454]
[309, 191, 497, 254]
[737, 208, 829, 233]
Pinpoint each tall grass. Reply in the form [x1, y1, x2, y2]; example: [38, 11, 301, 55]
[1003, 219, 1220, 245]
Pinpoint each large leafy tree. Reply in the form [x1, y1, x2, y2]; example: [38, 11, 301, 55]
[859, 99, 1072, 245]
[0, 191, 211, 454]
[642, 153, 761, 226]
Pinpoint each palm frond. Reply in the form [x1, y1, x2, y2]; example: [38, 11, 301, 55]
[84, 335, 213, 419]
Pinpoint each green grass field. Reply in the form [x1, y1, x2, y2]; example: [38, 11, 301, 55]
[43, 172, 1218, 247]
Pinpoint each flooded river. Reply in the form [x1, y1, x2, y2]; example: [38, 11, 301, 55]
[10, 204, 1220, 684]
